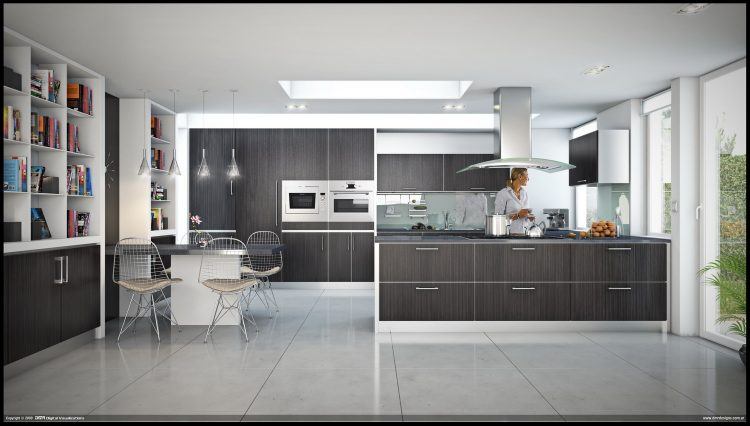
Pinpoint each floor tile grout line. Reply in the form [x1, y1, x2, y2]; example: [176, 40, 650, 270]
[482, 332, 564, 420]
[576, 331, 717, 415]
[85, 320, 206, 416]
[240, 289, 326, 421]
[389, 331, 405, 421]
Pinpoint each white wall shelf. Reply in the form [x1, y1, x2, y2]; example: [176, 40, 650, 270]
[150, 136, 171, 145]
[4, 85, 27, 96]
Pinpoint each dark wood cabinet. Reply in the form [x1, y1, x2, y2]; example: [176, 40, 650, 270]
[4, 245, 101, 365]
[283, 129, 328, 180]
[379, 244, 474, 282]
[189, 129, 236, 230]
[475, 244, 570, 282]
[352, 233, 374, 282]
[569, 131, 598, 186]
[328, 233, 352, 282]
[570, 244, 667, 282]
[329, 129, 374, 180]
[443, 154, 508, 191]
[377, 154, 443, 192]
[282, 232, 328, 282]
[571, 282, 667, 321]
[475, 283, 571, 321]
[379, 282, 474, 321]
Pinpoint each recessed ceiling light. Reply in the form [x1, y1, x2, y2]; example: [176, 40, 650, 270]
[278, 80, 473, 99]
[442, 104, 466, 111]
[582, 65, 611, 76]
[676, 3, 711, 15]
[285, 104, 307, 111]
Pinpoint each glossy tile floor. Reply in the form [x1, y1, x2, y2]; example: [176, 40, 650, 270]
[4, 290, 746, 421]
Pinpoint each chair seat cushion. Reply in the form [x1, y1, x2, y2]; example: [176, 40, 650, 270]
[240, 265, 281, 277]
[117, 278, 175, 293]
[202, 278, 259, 293]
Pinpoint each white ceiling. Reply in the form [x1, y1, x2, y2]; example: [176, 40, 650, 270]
[3, 3, 746, 128]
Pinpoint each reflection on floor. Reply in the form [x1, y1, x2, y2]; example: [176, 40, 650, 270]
[3, 290, 746, 420]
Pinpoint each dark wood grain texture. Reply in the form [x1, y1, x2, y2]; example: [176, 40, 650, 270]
[104, 93, 120, 245]
[283, 129, 328, 180]
[328, 232, 352, 282]
[443, 154, 509, 191]
[329, 222, 374, 230]
[352, 233, 375, 282]
[571, 282, 667, 320]
[475, 283, 571, 320]
[376, 154, 443, 191]
[475, 244, 571, 282]
[281, 232, 328, 282]
[189, 129, 236, 230]
[570, 243, 667, 282]
[379, 282, 474, 321]
[60, 246, 100, 340]
[379, 244, 474, 282]
[569, 131, 598, 186]
[281, 222, 329, 230]
[328, 129, 374, 180]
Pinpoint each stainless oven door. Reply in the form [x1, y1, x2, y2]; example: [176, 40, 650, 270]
[330, 191, 374, 222]
[287, 192, 318, 213]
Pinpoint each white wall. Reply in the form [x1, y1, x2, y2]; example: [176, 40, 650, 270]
[526, 129, 575, 217]
[376, 132, 493, 154]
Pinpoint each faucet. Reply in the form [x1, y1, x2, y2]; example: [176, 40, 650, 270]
[442, 211, 451, 230]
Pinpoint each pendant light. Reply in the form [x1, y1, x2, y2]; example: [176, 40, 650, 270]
[227, 89, 240, 178]
[197, 90, 210, 177]
[137, 89, 150, 176]
[167, 89, 181, 176]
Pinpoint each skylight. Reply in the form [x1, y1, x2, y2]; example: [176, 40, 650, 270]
[278, 80, 473, 100]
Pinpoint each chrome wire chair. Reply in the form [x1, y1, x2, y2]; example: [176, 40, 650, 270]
[163, 232, 214, 277]
[199, 238, 260, 342]
[113, 238, 183, 342]
[243, 231, 282, 317]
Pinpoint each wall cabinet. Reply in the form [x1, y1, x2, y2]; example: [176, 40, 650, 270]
[376, 154, 443, 192]
[329, 129, 374, 180]
[283, 129, 328, 180]
[4, 245, 100, 365]
[443, 154, 508, 191]
[189, 129, 236, 230]
[568, 130, 630, 186]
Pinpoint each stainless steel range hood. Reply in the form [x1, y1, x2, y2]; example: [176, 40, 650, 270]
[458, 87, 575, 173]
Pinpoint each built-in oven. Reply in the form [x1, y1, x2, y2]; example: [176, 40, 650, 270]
[282, 180, 328, 222]
[328, 180, 375, 222]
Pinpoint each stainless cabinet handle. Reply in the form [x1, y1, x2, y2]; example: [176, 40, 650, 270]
[65, 256, 69, 283]
[512, 287, 536, 290]
[352, 234, 355, 251]
[512, 247, 535, 251]
[469, 187, 486, 190]
[347, 235, 350, 251]
[607, 247, 632, 251]
[402, 187, 417, 191]
[230, 180, 234, 196]
[415, 247, 439, 251]
[275, 180, 278, 227]
[577, 179, 587, 183]
[54, 256, 64, 284]
[416, 287, 439, 291]
[608, 287, 632, 291]
[321, 235, 324, 252]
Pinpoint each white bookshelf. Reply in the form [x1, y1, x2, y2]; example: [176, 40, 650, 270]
[4, 27, 105, 254]
[119, 98, 176, 239]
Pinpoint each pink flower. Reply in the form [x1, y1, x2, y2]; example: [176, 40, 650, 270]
[190, 215, 202, 225]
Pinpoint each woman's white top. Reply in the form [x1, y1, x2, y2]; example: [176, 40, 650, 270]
[494, 186, 530, 234]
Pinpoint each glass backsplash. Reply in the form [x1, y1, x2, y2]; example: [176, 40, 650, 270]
[376, 193, 495, 230]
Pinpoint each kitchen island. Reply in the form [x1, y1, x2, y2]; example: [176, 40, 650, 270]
[374, 234, 670, 333]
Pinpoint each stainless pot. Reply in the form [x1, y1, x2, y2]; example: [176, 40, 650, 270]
[485, 214, 510, 236]
[525, 221, 546, 238]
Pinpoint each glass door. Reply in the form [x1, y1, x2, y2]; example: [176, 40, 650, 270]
[699, 59, 746, 348]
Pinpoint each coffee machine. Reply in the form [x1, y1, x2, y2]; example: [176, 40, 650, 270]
[543, 209, 569, 230]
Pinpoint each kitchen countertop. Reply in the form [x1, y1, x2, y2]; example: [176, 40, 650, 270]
[374, 234, 670, 244]
[105, 243, 286, 256]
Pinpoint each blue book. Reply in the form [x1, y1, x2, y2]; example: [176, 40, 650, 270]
[4, 159, 20, 192]
[85, 167, 92, 196]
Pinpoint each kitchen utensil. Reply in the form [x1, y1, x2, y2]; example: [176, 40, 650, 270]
[525, 220, 546, 238]
[485, 214, 510, 236]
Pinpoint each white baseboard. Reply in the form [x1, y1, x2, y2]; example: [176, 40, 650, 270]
[270, 282, 374, 290]
[377, 321, 667, 333]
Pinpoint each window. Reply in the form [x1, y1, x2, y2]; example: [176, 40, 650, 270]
[574, 185, 598, 230]
[645, 90, 672, 235]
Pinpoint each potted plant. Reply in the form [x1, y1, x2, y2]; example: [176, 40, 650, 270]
[699, 253, 746, 365]
[189, 213, 207, 247]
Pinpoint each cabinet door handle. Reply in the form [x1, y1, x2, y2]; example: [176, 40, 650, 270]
[65, 256, 69, 283]
[512, 287, 536, 290]
[415, 287, 439, 291]
[351, 234, 354, 251]
[608, 287, 632, 291]
[54, 256, 64, 284]
[607, 247, 632, 251]
[415, 247, 439, 251]
[512, 247, 535, 251]
[321, 235, 324, 252]
[577, 179, 587, 183]
[230, 180, 234, 196]
[469, 187, 486, 190]
[402, 187, 417, 191]
[275, 180, 278, 227]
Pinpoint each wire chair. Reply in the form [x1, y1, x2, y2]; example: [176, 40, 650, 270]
[199, 237, 260, 342]
[243, 231, 282, 316]
[181, 231, 214, 246]
[113, 238, 183, 341]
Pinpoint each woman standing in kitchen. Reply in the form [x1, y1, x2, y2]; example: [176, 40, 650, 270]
[494, 167, 535, 234]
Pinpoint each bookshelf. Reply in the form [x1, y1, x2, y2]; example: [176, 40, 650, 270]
[3, 27, 104, 253]
[119, 98, 176, 239]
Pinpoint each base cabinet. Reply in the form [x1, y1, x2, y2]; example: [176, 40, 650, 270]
[475, 283, 571, 321]
[282, 233, 328, 282]
[571, 282, 667, 321]
[379, 282, 473, 321]
[352, 233, 374, 282]
[4, 245, 101, 365]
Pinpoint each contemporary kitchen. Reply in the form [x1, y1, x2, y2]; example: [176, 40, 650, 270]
[2, 3, 746, 422]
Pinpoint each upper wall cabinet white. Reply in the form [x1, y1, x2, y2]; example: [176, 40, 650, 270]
[568, 130, 629, 186]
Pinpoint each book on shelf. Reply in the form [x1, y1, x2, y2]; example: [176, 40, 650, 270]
[66, 209, 90, 237]
[150, 208, 168, 231]
[150, 116, 162, 139]
[3, 105, 22, 141]
[67, 122, 80, 152]
[3, 156, 27, 192]
[30, 69, 54, 102]
[151, 148, 166, 170]
[151, 181, 167, 200]
[31, 207, 52, 240]
[31, 112, 61, 149]
[66, 164, 92, 196]
[30, 165, 45, 193]
[67, 83, 93, 115]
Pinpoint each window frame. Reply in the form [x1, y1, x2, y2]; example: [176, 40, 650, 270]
[644, 96, 672, 238]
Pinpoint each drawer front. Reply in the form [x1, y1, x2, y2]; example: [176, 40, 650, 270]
[379, 244, 473, 282]
[475, 244, 570, 282]
[475, 283, 571, 321]
[379, 283, 474, 321]
[571, 282, 667, 321]
[570, 244, 667, 282]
